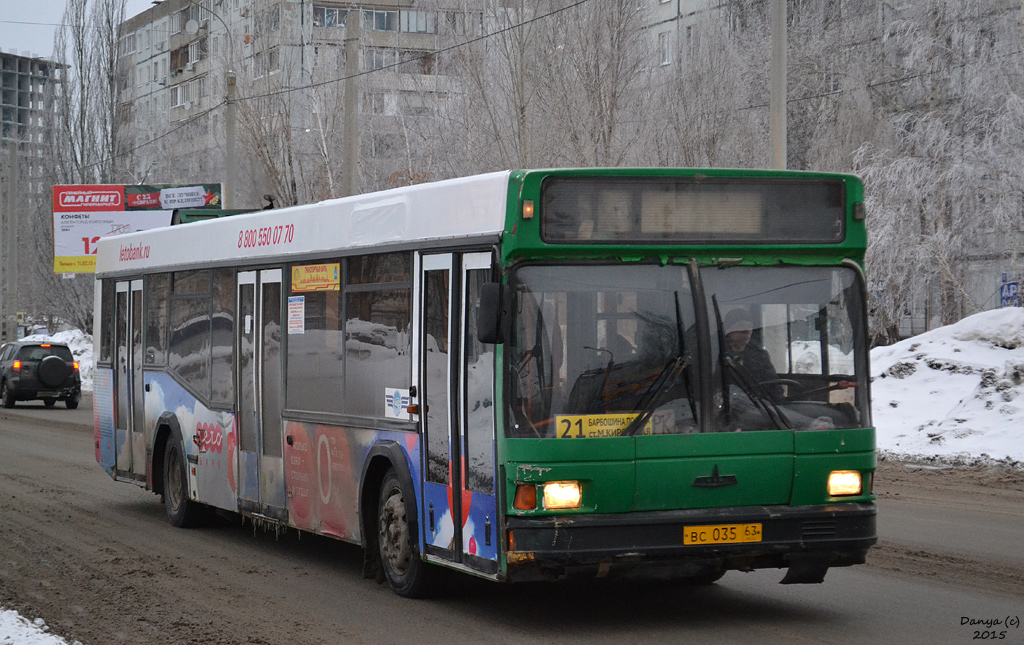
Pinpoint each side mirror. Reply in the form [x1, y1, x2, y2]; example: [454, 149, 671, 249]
[477, 282, 505, 344]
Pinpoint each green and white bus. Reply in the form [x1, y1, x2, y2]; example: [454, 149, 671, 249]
[93, 168, 876, 597]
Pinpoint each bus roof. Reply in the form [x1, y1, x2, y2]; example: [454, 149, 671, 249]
[94, 170, 512, 276]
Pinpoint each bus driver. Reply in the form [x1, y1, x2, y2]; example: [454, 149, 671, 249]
[723, 309, 784, 402]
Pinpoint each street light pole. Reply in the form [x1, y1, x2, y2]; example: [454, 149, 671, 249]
[770, 0, 787, 170]
[341, 16, 361, 197]
[225, 70, 236, 209]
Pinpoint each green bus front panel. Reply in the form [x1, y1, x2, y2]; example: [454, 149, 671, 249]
[502, 428, 876, 582]
[633, 431, 795, 511]
[504, 427, 875, 516]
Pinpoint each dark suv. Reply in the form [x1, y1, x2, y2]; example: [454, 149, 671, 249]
[0, 341, 82, 409]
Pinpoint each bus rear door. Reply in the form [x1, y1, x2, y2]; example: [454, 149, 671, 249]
[113, 279, 146, 483]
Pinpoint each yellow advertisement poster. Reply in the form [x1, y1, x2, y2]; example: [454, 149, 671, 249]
[292, 263, 340, 292]
[53, 256, 98, 273]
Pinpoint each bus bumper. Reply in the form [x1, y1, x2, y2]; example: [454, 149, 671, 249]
[504, 502, 876, 583]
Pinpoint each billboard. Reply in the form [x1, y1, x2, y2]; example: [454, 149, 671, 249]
[52, 183, 222, 273]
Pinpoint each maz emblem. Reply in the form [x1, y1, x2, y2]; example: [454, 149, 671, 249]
[692, 465, 738, 489]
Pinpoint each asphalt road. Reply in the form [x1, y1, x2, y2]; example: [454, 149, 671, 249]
[0, 399, 1021, 644]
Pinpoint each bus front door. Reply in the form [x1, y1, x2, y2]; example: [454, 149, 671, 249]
[236, 269, 287, 521]
[114, 279, 146, 482]
[417, 252, 499, 577]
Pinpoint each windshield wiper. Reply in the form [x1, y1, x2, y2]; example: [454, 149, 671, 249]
[620, 354, 690, 437]
[721, 356, 792, 430]
[621, 292, 693, 437]
[711, 295, 792, 431]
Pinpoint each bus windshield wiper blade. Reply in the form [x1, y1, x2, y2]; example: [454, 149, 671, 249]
[712, 294, 791, 431]
[622, 291, 694, 437]
[722, 357, 793, 430]
[621, 354, 691, 437]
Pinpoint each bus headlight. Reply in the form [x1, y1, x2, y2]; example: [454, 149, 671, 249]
[828, 470, 862, 496]
[543, 481, 582, 510]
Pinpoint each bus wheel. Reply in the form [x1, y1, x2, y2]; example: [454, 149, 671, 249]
[377, 469, 435, 598]
[163, 429, 203, 528]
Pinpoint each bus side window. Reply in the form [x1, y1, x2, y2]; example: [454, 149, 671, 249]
[99, 279, 115, 364]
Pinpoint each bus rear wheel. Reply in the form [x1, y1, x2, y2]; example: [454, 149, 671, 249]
[163, 429, 204, 528]
[377, 469, 435, 598]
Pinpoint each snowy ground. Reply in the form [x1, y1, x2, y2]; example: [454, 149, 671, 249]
[3, 308, 1020, 640]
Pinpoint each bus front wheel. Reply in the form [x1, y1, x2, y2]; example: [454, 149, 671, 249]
[163, 428, 204, 528]
[377, 469, 435, 598]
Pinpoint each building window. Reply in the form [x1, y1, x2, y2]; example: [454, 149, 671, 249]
[253, 47, 280, 77]
[659, 32, 671, 66]
[444, 11, 483, 37]
[255, 6, 280, 39]
[398, 50, 437, 76]
[363, 47, 398, 72]
[363, 92, 388, 115]
[312, 5, 349, 28]
[363, 8, 398, 32]
[400, 10, 436, 34]
[120, 33, 136, 57]
[169, 76, 207, 109]
[187, 37, 208, 64]
[399, 91, 435, 117]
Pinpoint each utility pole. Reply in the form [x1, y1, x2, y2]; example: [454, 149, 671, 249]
[769, 0, 787, 170]
[0, 149, 6, 341]
[341, 16, 361, 197]
[225, 70, 237, 209]
[2, 145, 20, 340]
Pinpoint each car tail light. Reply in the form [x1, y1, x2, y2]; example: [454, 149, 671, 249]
[73, 362, 80, 370]
[12, 360, 20, 371]
[40, 343, 51, 348]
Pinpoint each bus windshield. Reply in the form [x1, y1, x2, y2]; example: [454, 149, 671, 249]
[507, 264, 868, 438]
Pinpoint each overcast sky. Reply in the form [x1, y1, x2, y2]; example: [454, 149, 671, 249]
[0, 0, 154, 59]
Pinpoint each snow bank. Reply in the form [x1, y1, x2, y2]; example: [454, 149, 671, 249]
[871, 308, 1024, 465]
[0, 608, 73, 644]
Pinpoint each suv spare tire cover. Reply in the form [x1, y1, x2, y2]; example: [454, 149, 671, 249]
[38, 355, 71, 388]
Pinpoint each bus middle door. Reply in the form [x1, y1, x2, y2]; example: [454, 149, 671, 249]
[417, 252, 499, 577]
[236, 269, 287, 521]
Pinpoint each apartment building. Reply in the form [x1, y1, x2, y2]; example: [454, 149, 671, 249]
[0, 49, 58, 173]
[1, 50, 60, 339]
[117, 0, 482, 206]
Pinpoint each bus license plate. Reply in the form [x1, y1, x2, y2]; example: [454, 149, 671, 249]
[683, 523, 762, 545]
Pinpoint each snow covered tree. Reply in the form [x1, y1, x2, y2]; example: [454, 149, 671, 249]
[854, 0, 1024, 338]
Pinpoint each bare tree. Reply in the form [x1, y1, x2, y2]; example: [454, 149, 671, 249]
[21, 0, 130, 334]
[537, 0, 650, 167]
[432, 0, 551, 174]
[646, 10, 767, 168]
